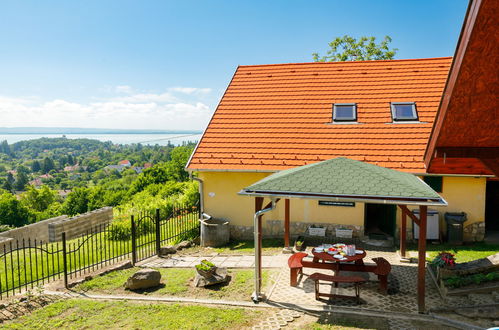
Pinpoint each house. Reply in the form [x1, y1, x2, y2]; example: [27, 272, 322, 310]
[119, 160, 132, 167]
[187, 56, 495, 242]
[104, 164, 126, 172]
[132, 166, 145, 174]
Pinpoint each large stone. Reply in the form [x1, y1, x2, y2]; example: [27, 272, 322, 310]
[124, 268, 161, 290]
[193, 267, 229, 287]
[176, 241, 191, 250]
[159, 246, 177, 255]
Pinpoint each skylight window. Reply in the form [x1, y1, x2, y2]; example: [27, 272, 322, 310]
[391, 102, 418, 121]
[333, 104, 357, 122]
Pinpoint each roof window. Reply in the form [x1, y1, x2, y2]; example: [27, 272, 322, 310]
[333, 103, 357, 122]
[391, 102, 418, 121]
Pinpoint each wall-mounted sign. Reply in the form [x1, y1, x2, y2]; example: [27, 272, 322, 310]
[318, 201, 355, 207]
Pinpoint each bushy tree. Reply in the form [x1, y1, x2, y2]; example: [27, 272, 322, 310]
[42, 157, 55, 173]
[62, 187, 90, 216]
[31, 160, 41, 172]
[0, 191, 31, 227]
[313, 35, 397, 62]
[21, 185, 58, 212]
[14, 171, 29, 190]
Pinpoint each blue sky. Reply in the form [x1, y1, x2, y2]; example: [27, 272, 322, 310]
[0, 0, 468, 130]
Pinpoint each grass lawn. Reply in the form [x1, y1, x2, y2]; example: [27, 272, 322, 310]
[2, 298, 263, 329]
[302, 312, 388, 330]
[179, 238, 285, 256]
[405, 242, 499, 262]
[74, 267, 274, 301]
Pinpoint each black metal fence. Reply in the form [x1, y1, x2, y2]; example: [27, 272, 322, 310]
[0, 202, 199, 299]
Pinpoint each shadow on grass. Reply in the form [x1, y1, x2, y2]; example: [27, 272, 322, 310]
[126, 283, 167, 294]
[219, 239, 284, 251]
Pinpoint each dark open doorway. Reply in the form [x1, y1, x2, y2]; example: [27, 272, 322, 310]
[485, 180, 499, 232]
[364, 204, 396, 239]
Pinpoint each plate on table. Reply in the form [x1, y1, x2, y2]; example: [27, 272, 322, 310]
[333, 254, 344, 259]
[327, 250, 337, 255]
[355, 250, 364, 254]
[315, 247, 324, 252]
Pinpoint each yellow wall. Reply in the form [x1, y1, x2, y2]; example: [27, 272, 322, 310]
[199, 171, 364, 227]
[396, 176, 486, 235]
[200, 172, 487, 237]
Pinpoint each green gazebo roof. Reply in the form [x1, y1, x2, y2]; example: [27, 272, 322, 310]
[240, 157, 446, 205]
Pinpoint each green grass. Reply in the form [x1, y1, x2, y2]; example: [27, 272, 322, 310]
[75, 267, 272, 301]
[3, 298, 262, 329]
[304, 313, 388, 330]
[0, 213, 198, 295]
[406, 242, 499, 263]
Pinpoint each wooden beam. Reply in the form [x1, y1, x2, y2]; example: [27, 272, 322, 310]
[417, 205, 428, 313]
[284, 199, 290, 248]
[400, 208, 407, 258]
[399, 205, 420, 227]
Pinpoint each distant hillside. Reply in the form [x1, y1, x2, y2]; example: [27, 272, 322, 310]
[0, 127, 202, 134]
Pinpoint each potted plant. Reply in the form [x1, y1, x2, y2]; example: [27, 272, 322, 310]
[430, 251, 456, 280]
[294, 238, 305, 251]
[195, 259, 217, 277]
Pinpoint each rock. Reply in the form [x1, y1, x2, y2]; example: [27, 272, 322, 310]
[176, 241, 191, 250]
[193, 267, 229, 287]
[159, 246, 177, 255]
[124, 268, 161, 290]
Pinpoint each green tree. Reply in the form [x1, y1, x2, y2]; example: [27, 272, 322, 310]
[14, 171, 29, 190]
[0, 140, 11, 155]
[42, 157, 55, 173]
[62, 187, 90, 216]
[166, 146, 193, 182]
[21, 185, 58, 212]
[31, 160, 41, 172]
[312, 35, 397, 62]
[0, 191, 31, 227]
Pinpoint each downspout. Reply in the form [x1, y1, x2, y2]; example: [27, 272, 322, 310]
[252, 199, 276, 302]
[189, 172, 206, 219]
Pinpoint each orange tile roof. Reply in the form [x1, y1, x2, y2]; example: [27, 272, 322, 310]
[187, 57, 453, 173]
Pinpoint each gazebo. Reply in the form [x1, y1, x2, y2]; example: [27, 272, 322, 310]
[238, 157, 447, 313]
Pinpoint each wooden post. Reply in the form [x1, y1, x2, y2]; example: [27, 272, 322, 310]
[255, 197, 264, 293]
[400, 208, 407, 258]
[284, 199, 290, 248]
[417, 205, 427, 313]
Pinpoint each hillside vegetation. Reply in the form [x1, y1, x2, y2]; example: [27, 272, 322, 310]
[0, 138, 198, 229]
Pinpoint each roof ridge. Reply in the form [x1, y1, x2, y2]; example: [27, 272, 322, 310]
[238, 57, 453, 68]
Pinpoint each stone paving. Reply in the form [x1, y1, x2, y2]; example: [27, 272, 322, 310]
[140, 254, 289, 269]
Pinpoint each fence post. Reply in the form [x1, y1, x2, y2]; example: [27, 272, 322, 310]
[155, 209, 161, 257]
[131, 215, 137, 266]
[62, 232, 68, 289]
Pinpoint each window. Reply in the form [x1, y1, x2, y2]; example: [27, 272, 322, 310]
[333, 103, 357, 122]
[423, 176, 443, 193]
[391, 102, 418, 121]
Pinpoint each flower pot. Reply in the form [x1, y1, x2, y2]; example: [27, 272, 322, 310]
[335, 228, 353, 238]
[308, 226, 326, 236]
[196, 266, 217, 278]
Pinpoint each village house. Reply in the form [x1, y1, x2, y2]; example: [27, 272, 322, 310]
[186, 56, 496, 243]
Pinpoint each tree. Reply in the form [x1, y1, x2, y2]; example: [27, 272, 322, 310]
[14, 171, 29, 190]
[0, 191, 31, 227]
[42, 157, 55, 173]
[0, 140, 11, 155]
[62, 187, 90, 216]
[21, 185, 58, 212]
[312, 35, 397, 62]
[31, 160, 41, 172]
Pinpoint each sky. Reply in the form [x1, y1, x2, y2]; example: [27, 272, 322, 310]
[0, 0, 469, 131]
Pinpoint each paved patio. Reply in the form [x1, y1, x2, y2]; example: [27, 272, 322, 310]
[140, 254, 289, 269]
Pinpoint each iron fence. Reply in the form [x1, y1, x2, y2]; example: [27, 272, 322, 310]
[0, 202, 200, 299]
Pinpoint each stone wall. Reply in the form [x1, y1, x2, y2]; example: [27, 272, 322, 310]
[463, 221, 485, 242]
[0, 237, 14, 253]
[48, 207, 113, 241]
[229, 219, 364, 241]
[0, 215, 68, 243]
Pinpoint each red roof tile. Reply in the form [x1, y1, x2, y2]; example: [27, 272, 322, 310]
[187, 57, 452, 173]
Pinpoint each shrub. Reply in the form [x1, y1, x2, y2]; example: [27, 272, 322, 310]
[431, 251, 456, 268]
[444, 271, 499, 288]
[0, 224, 13, 233]
[107, 214, 155, 241]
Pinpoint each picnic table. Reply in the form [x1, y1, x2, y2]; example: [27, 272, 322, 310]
[311, 248, 367, 274]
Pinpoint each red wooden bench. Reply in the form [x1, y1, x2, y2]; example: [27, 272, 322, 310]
[309, 272, 365, 303]
[288, 252, 308, 286]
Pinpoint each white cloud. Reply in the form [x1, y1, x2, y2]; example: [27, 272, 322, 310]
[115, 85, 133, 94]
[0, 87, 214, 130]
[169, 87, 212, 95]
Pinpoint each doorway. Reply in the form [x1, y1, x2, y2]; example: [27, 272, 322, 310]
[364, 204, 396, 239]
[485, 180, 499, 238]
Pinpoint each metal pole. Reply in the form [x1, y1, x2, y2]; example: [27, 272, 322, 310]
[131, 215, 137, 266]
[417, 205, 427, 313]
[62, 232, 68, 289]
[155, 209, 161, 256]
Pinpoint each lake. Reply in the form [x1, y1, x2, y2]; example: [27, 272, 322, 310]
[0, 133, 202, 146]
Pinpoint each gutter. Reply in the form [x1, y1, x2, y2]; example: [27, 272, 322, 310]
[189, 172, 204, 216]
[252, 199, 277, 302]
